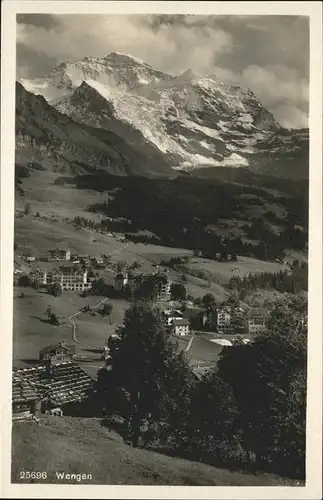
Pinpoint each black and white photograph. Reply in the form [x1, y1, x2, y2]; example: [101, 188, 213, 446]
[1, 1, 322, 498]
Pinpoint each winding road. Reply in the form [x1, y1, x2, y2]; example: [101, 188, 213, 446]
[59, 242, 130, 348]
[185, 333, 195, 353]
[60, 296, 111, 348]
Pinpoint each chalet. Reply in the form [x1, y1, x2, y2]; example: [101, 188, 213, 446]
[79, 255, 90, 265]
[48, 248, 71, 262]
[170, 318, 190, 337]
[71, 254, 80, 264]
[25, 255, 36, 263]
[163, 309, 183, 326]
[15, 361, 95, 415]
[39, 342, 76, 364]
[92, 256, 104, 266]
[12, 372, 39, 420]
[247, 308, 267, 335]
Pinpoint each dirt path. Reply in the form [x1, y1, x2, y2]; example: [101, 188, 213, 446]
[60, 296, 111, 349]
[185, 334, 195, 353]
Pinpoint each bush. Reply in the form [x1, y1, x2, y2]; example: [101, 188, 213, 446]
[49, 282, 63, 297]
[18, 275, 32, 287]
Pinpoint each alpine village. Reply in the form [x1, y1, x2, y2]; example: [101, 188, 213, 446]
[12, 49, 308, 486]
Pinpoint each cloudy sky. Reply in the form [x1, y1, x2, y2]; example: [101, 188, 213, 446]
[16, 14, 309, 128]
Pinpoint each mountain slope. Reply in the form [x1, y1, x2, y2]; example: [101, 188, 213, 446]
[15, 82, 173, 177]
[18, 52, 309, 179]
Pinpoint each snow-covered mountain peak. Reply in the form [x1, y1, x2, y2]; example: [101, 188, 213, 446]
[104, 51, 152, 67]
[18, 52, 308, 177]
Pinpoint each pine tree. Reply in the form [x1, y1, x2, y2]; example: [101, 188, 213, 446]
[217, 293, 307, 478]
[106, 302, 194, 447]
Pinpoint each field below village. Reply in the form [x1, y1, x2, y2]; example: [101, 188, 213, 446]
[11, 416, 300, 486]
[13, 285, 234, 377]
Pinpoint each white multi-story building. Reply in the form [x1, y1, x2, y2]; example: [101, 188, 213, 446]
[49, 265, 89, 292]
[30, 265, 90, 292]
[217, 307, 232, 334]
[171, 318, 190, 337]
[247, 308, 267, 335]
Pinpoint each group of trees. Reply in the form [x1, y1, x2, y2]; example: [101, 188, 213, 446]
[45, 306, 59, 325]
[17, 275, 63, 297]
[73, 171, 308, 262]
[95, 294, 307, 479]
[170, 283, 187, 301]
[228, 262, 308, 295]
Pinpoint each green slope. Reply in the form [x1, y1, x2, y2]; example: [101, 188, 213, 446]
[12, 416, 299, 486]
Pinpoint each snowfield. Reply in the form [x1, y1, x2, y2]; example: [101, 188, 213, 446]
[19, 51, 306, 175]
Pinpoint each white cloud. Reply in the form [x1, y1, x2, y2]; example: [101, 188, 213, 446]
[17, 15, 234, 76]
[274, 105, 308, 129]
[16, 14, 309, 128]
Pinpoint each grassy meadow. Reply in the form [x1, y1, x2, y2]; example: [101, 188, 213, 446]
[11, 416, 299, 486]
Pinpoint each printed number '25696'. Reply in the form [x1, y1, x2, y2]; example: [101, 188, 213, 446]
[20, 471, 47, 480]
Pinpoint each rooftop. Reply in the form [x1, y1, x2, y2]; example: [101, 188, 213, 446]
[172, 318, 189, 326]
[12, 372, 39, 405]
[39, 342, 76, 357]
[247, 308, 267, 318]
[52, 265, 85, 274]
[48, 248, 70, 253]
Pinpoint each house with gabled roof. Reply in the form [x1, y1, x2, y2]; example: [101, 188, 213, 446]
[15, 361, 95, 415]
[39, 341, 76, 364]
[170, 317, 190, 337]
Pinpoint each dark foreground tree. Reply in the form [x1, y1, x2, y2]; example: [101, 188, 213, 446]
[105, 302, 194, 447]
[217, 293, 307, 478]
[184, 373, 240, 465]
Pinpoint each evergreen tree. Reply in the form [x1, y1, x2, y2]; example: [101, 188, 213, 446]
[102, 302, 113, 316]
[50, 282, 62, 297]
[170, 283, 187, 301]
[24, 202, 31, 215]
[217, 293, 307, 478]
[105, 302, 194, 447]
[202, 293, 216, 309]
[185, 373, 240, 464]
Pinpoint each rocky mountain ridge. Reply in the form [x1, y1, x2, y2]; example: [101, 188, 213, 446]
[18, 52, 309, 178]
